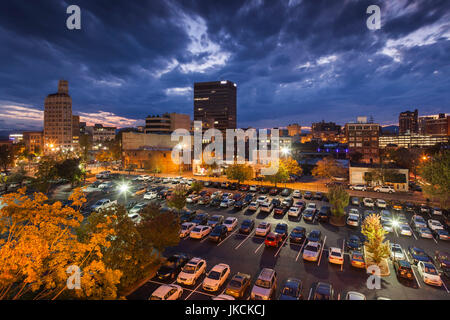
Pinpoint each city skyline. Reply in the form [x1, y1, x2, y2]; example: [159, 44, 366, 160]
[1, 0, 449, 132]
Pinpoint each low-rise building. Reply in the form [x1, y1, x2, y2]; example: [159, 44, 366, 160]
[22, 131, 43, 154]
[379, 134, 448, 148]
[349, 163, 409, 192]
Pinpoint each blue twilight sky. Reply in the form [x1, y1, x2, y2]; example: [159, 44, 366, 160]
[0, 0, 449, 132]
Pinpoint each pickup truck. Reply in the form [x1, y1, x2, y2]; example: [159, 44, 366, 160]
[90, 199, 117, 212]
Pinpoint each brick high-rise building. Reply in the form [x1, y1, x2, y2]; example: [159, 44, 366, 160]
[346, 118, 380, 164]
[194, 80, 237, 132]
[44, 80, 73, 153]
[399, 109, 418, 135]
[144, 112, 191, 134]
[419, 113, 449, 136]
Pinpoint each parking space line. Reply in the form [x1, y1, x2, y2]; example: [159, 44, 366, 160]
[254, 240, 265, 254]
[274, 236, 288, 257]
[337, 293, 341, 300]
[308, 287, 313, 300]
[200, 234, 210, 243]
[184, 281, 205, 300]
[235, 230, 255, 250]
[317, 236, 327, 266]
[442, 281, 449, 294]
[217, 228, 238, 247]
[295, 240, 307, 262]
[341, 239, 345, 272]
[411, 266, 421, 288]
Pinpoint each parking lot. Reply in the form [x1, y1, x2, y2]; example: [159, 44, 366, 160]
[78, 175, 450, 300]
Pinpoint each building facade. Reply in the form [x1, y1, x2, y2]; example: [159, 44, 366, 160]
[349, 163, 409, 192]
[144, 112, 191, 134]
[22, 131, 43, 154]
[399, 109, 418, 135]
[419, 113, 450, 136]
[379, 134, 448, 148]
[85, 124, 116, 143]
[345, 120, 380, 164]
[311, 121, 342, 141]
[43, 80, 73, 153]
[194, 80, 237, 133]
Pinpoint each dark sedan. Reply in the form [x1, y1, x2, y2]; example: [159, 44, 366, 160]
[290, 226, 306, 243]
[408, 246, 432, 264]
[279, 278, 303, 300]
[239, 219, 255, 234]
[156, 254, 189, 280]
[311, 282, 334, 300]
[208, 225, 228, 242]
[347, 235, 362, 251]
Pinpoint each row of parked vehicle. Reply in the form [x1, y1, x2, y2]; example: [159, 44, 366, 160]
[151, 254, 376, 300]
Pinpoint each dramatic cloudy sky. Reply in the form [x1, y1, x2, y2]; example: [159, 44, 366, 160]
[0, 0, 449, 133]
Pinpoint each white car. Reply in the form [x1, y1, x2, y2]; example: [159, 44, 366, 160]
[398, 223, 412, 236]
[292, 190, 302, 198]
[380, 210, 392, 223]
[177, 257, 207, 286]
[417, 227, 433, 239]
[213, 294, 235, 300]
[288, 206, 301, 218]
[90, 198, 117, 212]
[350, 185, 367, 191]
[390, 243, 405, 260]
[220, 199, 234, 208]
[412, 215, 427, 229]
[328, 247, 344, 265]
[137, 175, 150, 181]
[428, 219, 444, 231]
[149, 284, 183, 300]
[347, 210, 360, 227]
[249, 185, 258, 192]
[345, 291, 366, 300]
[374, 185, 395, 193]
[306, 202, 316, 210]
[202, 263, 231, 292]
[417, 262, 442, 287]
[189, 225, 212, 239]
[303, 241, 321, 262]
[260, 201, 274, 213]
[129, 202, 147, 215]
[223, 217, 238, 231]
[256, 195, 268, 204]
[255, 222, 271, 237]
[248, 201, 259, 211]
[180, 222, 196, 238]
[143, 191, 157, 200]
[128, 213, 141, 224]
[363, 198, 374, 208]
[211, 191, 223, 199]
[376, 199, 387, 209]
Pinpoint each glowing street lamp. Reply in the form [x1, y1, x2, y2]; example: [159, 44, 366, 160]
[117, 182, 129, 194]
[281, 147, 291, 157]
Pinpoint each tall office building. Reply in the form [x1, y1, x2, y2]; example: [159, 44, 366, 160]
[194, 80, 237, 132]
[145, 112, 191, 134]
[345, 117, 380, 164]
[399, 109, 418, 135]
[44, 80, 73, 153]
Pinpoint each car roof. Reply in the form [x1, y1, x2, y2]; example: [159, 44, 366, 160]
[188, 257, 204, 265]
[152, 284, 177, 297]
[210, 263, 230, 273]
[258, 268, 275, 281]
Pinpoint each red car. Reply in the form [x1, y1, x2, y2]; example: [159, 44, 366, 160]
[239, 185, 250, 191]
[265, 232, 283, 248]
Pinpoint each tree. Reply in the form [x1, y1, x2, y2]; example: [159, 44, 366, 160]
[388, 147, 421, 179]
[79, 134, 92, 162]
[282, 157, 303, 177]
[420, 151, 450, 209]
[361, 214, 390, 264]
[167, 184, 187, 213]
[226, 163, 253, 185]
[35, 156, 58, 193]
[264, 161, 289, 187]
[55, 158, 83, 187]
[190, 180, 204, 194]
[327, 185, 349, 224]
[0, 144, 14, 173]
[312, 156, 346, 179]
[8, 165, 28, 187]
[0, 188, 122, 300]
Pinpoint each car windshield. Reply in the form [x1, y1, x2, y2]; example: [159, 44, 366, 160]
[192, 227, 201, 232]
[282, 286, 296, 296]
[210, 216, 220, 221]
[267, 236, 275, 241]
[183, 265, 196, 273]
[242, 221, 251, 226]
[331, 251, 341, 257]
[305, 245, 318, 252]
[228, 279, 242, 289]
[292, 229, 303, 235]
[207, 271, 221, 280]
[255, 279, 271, 289]
[225, 219, 234, 224]
[314, 293, 330, 300]
[424, 266, 438, 275]
[181, 225, 190, 230]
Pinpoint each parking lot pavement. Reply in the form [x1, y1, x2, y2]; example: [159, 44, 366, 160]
[51, 177, 449, 300]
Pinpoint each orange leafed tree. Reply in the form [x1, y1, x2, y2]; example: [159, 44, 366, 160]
[0, 188, 122, 300]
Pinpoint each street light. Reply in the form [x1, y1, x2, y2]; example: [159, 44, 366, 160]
[118, 182, 129, 194]
[281, 147, 291, 157]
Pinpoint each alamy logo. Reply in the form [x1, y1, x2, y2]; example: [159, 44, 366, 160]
[366, 5, 381, 30]
[66, 265, 81, 290]
[66, 5, 81, 30]
[366, 265, 381, 289]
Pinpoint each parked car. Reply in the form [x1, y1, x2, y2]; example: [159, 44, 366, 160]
[156, 254, 189, 280]
[376, 199, 387, 209]
[307, 230, 322, 243]
[374, 185, 395, 193]
[393, 259, 414, 281]
[250, 268, 277, 300]
[313, 192, 323, 200]
[149, 284, 183, 300]
[347, 235, 362, 251]
[248, 201, 260, 211]
[397, 223, 413, 236]
[303, 241, 322, 262]
[274, 223, 288, 238]
[417, 262, 442, 287]
[180, 222, 196, 238]
[350, 252, 365, 269]
[347, 209, 360, 227]
[412, 215, 427, 229]
[288, 206, 302, 219]
[207, 214, 224, 228]
[223, 217, 238, 231]
[192, 213, 209, 225]
[417, 227, 433, 239]
[428, 219, 444, 231]
[255, 221, 271, 237]
[265, 232, 284, 248]
[279, 278, 303, 300]
[202, 263, 231, 292]
[433, 229, 450, 241]
[303, 208, 316, 222]
[362, 198, 374, 208]
[345, 291, 366, 300]
[256, 195, 268, 204]
[349, 184, 367, 191]
[189, 225, 212, 239]
[303, 191, 312, 200]
[328, 247, 344, 265]
[290, 226, 306, 243]
[292, 190, 302, 198]
[176, 257, 207, 286]
[239, 219, 255, 234]
[280, 188, 291, 197]
[311, 282, 334, 300]
[208, 225, 228, 242]
[351, 197, 360, 206]
[390, 243, 405, 260]
[434, 251, 450, 279]
[225, 273, 251, 298]
[317, 206, 331, 222]
[408, 246, 432, 264]
[260, 201, 274, 213]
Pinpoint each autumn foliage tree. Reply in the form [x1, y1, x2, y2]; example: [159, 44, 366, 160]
[226, 163, 253, 185]
[167, 184, 188, 213]
[0, 188, 122, 300]
[327, 185, 350, 224]
[312, 156, 346, 179]
[361, 214, 390, 264]
[190, 180, 204, 194]
[420, 151, 450, 209]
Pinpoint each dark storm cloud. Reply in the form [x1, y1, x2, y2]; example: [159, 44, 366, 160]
[0, 0, 449, 130]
